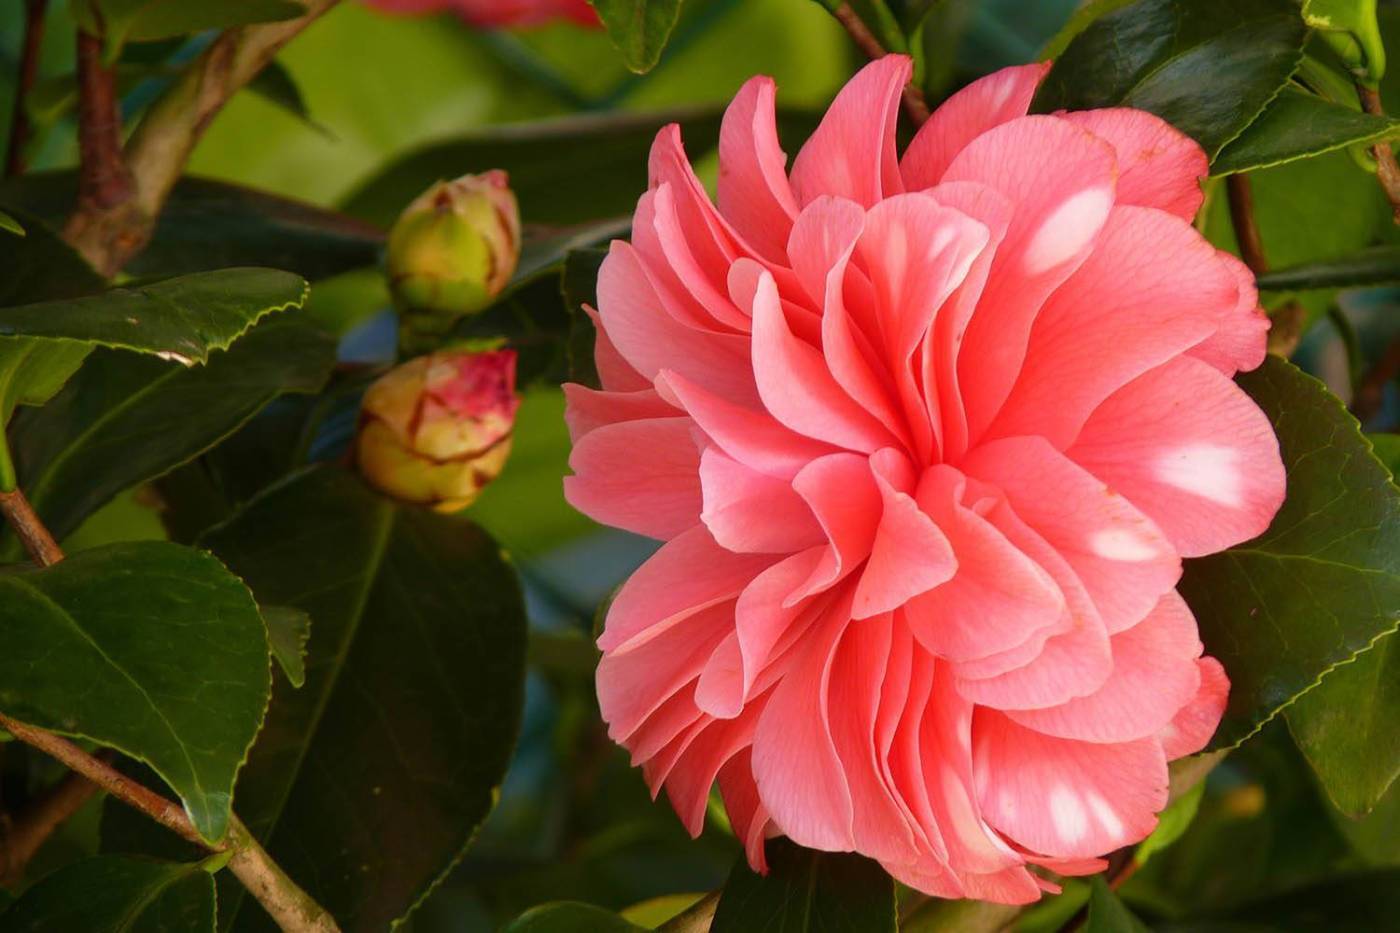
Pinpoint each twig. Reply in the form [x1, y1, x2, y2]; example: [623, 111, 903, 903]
[0, 766, 102, 886]
[0, 488, 64, 567]
[657, 889, 720, 932]
[0, 713, 341, 932]
[70, 28, 134, 214]
[4, 0, 48, 178]
[830, 3, 931, 125]
[63, 0, 342, 275]
[1225, 174, 1269, 276]
[1357, 85, 1400, 223]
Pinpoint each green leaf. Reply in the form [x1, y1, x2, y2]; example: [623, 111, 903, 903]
[0, 341, 95, 424]
[339, 109, 732, 228]
[1178, 357, 1400, 749]
[1256, 244, 1400, 290]
[711, 838, 896, 932]
[1, 173, 384, 281]
[0, 855, 216, 932]
[0, 541, 272, 842]
[1032, 0, 1309, 159]
[504, 903, 646, 933]
[1288, 627, 1400, 816]
[1194, 868, 1400, 930]
[0, 210, 21, 237]
[587, 0, 684, 73]
[2, 313, 333, 552]
[1084, 877, 1149, 933]
[199, 466, 528, 931]
[0, 268, 308, 366]
[1134, 779, 1206, 867]
[245, 59, 324, 134]
[1213, 86, 1400, 174]
[504, 218, 630, 300]
[0, 209, 105, 307]
[562, 247, 608, 387]
[1038, 0, 1137, 60]
[261, 605, 310, 689]
[1305, 0, 1386, 84]
[73, 0, 305, 48]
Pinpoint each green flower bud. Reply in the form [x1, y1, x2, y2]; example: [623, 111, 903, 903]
[386, 170, 521, 338]
[355, 349, 520, 512]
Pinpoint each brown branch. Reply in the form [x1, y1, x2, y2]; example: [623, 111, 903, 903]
[4, 0, 48, 178]
[1351, 332, 1400, 426]
[1225, 174, 1269, 275]
[1358, 85, 1400, 224]
[63, 0, 342, 276]
[830, 3, 931, 125]
[0, 713, 341, 932]
[0, 488, 64, 567]
[0, 766, 102, 885]
[70, 29, 134, 214]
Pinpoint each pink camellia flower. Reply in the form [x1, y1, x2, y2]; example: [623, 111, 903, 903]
[364, 0, 598, 29]
[563, 55, 1285, 902]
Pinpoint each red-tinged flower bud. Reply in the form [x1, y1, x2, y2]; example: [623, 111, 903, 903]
[355, 349, 520, 512]
[386, 170, 521, 342]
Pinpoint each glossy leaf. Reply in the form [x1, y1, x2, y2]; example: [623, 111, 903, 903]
[0, 268, 308, 365]
[1179, 357, 1400, 749]
[1038, 0, 1137, 59]
[339, 109, 729, 228]
[1305, 0, 1386, 84]
[0, 209, 105, 307]
[1288, 630, 1400, 817]
[200, 466, 528, 932]
[1085, 877, 1150, 933]
[0, 855, 216, 933]
[1033, 0, 1308, 158]
[3, 313, 334, 552]
[1256, 244, 1400, 290]
[711, 839, 896, 933]
[0, 541, 271, 842]
[588, 0, 684, 73]
[262, 606, 311, 689]
[1213, 87, 1400, 174]
[503, 902, 645, 933]
[1, 173, 383, 280]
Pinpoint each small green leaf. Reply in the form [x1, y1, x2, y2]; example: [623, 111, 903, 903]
[1179, 357, 1400, 749]
[261, 605, 310, 689]
[0, 211, 22, 237]
[200, 466, 528, 931]
[1256, 244, 1400, 290]
[1213, 86, 1400, 174]
[1033, 0, 1309, 159]
[1305, 0, 1386, 84]
[503, 903, 646, 933]
[587, 0, 684, 73]
[1135, 779, 1206, 867]
[2, 313, 335, 552]
[1085, 877, 1150, 933]
[0, 541, 272, 842]
[1288, 625, 1400, 816]
[246, 59, 328, 136]
[0, 855, 215, 932]
[0, 267, 308, 365]
[711, 838, 896, 932]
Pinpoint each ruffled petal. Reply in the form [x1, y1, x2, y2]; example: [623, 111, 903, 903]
[699, 446, 824, 553]
[718, 75, 799, 264]
[564, 417, 702, 539]
[1159, 656, 1229, 758]
[1063, 108, 1208, 219]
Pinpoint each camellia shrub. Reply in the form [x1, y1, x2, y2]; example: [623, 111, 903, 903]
[0, 1, 1397, 932]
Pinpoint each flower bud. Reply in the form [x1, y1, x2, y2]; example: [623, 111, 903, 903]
[386, 170, 521, 337]
[355, 349, 520, 512]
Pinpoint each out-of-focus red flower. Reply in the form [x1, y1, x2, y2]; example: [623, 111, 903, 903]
[364, 0, 599, 29]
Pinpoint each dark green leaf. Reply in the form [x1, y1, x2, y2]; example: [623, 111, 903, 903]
[339, 109, 728, 228]
[1257, 244, 1400, 290]
[1032, 0, 1308, 158]
[562, 247, 607, 387]
[504, 218, 630, 300]
[1179, 357, 1400, 749]
[0, 855, 216, 933]
[0, 209, 105, 307]
[3, 313, 335, 552]
[262, 606, 310, 689]
[1038, 0, 1137, 60]
[1192, 869, 1400, 930]
[200, 466, 527, 932]
[711, 838, 896, 933]
[245, 60, 322, 132]
[0, 341, 95, 424]
[0, 541, 271, 842]
[503, 902, 645, 933]
[1213, 86, 1400, 174]
[1, 173, 384, 280]
[1085, 877, 1149, 933]
[0, 268, 308, 365]
[1288, 625, 1400, 816]
[588, 0, 684, 73]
